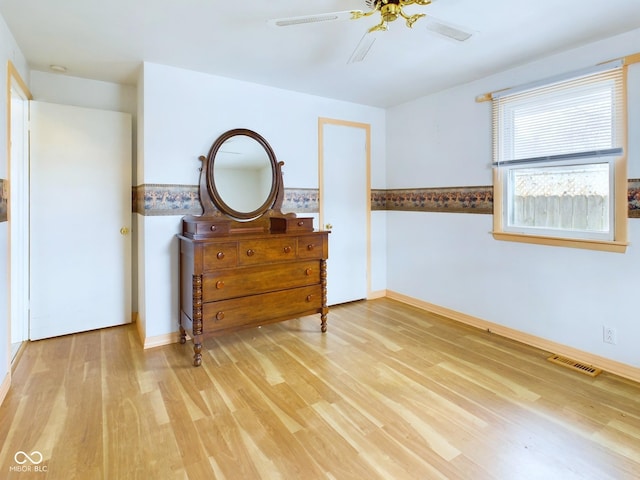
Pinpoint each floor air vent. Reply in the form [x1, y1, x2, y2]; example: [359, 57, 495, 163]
[547, 354, 602, 377]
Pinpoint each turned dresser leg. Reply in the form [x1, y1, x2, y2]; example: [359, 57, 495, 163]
[192, 274, 204, 366]
[193, 341, 202, 367]
[179, 325, 186, 344]
[320, 258, 328, 332]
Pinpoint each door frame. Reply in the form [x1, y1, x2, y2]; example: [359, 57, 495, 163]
[318, 117, 372, 299]
[6, 62, 32, 369]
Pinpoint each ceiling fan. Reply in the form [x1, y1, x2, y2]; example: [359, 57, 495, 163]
[268, 0, 473, 64]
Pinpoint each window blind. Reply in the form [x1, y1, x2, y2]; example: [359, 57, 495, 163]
[492, 64, 625, 166]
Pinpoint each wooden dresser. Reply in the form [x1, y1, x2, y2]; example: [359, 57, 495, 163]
[178, 128, 329, 366]
[178, 228, 328, 366]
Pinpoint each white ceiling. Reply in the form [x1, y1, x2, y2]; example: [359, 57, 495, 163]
[1, 0, 640, 107]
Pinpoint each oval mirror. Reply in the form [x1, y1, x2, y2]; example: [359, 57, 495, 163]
[206, 129, 278, 220]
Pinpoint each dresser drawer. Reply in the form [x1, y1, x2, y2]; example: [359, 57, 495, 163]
[297, 234, 327, 259]
[203, 242, 238, 271]
[238, 237, 297, 265]
[202, 285, 323, 333]
[203, 261, 321, 301]
[270, 216, 314, 233]
[182, 218, 230, 239]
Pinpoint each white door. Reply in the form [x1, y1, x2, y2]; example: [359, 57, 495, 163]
[320, 119, 369, 305]
[29, 101, 132, 340]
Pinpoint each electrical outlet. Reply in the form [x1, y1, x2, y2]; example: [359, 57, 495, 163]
[603, 326, 617, 345]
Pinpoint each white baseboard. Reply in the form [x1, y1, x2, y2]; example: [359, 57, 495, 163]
[132, 312, 179, 349]
[134, 313, 145, 346]
[142, 332, 179, 350]
[0, 372, 10, 407]
[386, 290, 640, 384]
[367, 289, 387, 300]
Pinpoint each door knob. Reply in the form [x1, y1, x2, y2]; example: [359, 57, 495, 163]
[120, 227, 130, 235]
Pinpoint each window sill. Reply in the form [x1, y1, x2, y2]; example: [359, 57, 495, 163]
[492, 232, 628, 253]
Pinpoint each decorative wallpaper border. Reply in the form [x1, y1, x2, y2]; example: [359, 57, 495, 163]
[133, 184, 200, 216]
[133, 181, 640, 218]
[121, 179, 640, 219]
[629, 178, 640, 218]
[372, 186, 493, 214]
[132, 185, 319, 216]
[0, 179, 7, 222]
[283, 188, 319, 214]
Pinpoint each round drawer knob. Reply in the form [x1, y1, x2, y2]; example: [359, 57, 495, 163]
[297, 221, 305, 226]
[216, 251, 225, 260]
[215, 311, 225, 321]
[305, 268, 312, 276]
[306, 295, 314, 302]
[216, 281, 224, 289]
[210, 225, 217, 232]
[246, 249, 255, 257]
[307, 244, 315, 251]
[283, 246, 292, 254]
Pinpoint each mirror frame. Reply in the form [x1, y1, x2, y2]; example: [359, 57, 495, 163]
[204, 128, 279, 220]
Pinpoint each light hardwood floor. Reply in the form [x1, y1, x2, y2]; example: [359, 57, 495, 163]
[1, 298, 639, 479]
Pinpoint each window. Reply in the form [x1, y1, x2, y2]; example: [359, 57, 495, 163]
[491, 61, 628, 252]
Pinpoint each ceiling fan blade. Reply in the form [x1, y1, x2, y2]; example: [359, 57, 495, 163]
[268, 11, 353, 27]
[347, 31, 378, 64]
[423, 16, 473, 42]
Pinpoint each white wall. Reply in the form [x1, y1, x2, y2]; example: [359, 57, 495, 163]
[0, 12, 29, 401]
[386, 28, 640, 369]
[138, 62, 387, 340]
[30, 71, 137, 116]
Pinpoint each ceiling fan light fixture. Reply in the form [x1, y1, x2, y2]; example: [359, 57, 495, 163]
[358, 0, 433, 32]
[380, 3, 401, 23]
[269, 0, 472, 65]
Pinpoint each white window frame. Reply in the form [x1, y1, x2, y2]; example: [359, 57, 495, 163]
[491, 61, 629, 253]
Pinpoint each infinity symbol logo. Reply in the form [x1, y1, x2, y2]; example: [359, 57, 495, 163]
[14, 451, 43, 465]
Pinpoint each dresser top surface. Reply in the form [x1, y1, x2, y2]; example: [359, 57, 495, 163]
[177, 229, 330, 243]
